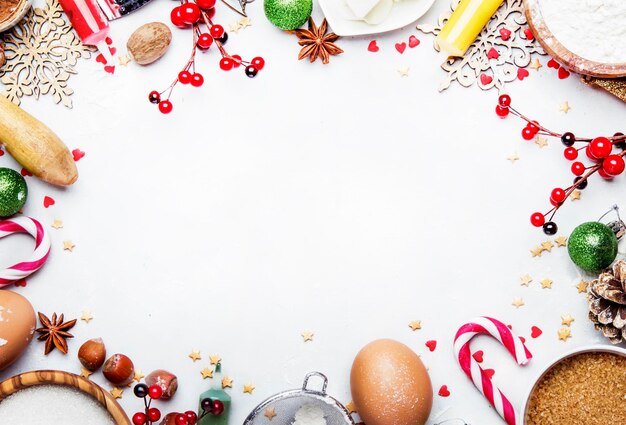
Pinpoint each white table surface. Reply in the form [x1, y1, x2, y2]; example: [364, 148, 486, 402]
[1, 0, 626, 423]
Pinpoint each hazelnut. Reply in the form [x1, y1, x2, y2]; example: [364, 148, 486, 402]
[78, 338, 106, 371]
[159, 413, 178, 425]
[103, 353, 135, 386]
[146, 369, 178, 400]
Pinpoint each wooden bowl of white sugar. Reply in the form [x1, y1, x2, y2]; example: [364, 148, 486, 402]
[0, 370, 131, 424]
[524, 0, 626, 77]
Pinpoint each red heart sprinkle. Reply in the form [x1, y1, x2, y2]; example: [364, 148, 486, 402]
[547, 58, 560, 69]
[105, 37, 113, 45]
[438, 385, 450, 397]
[499, 27, 511, 40]
[507, 324, 513, 329]
[20, 168, 32, 177]
[408, 35, 420, 48]
[14, 279, 27, 287]
[72, 149, 85, 162]
[104, 65, 116, 74]
[531, 326, 543, 338]
[395, 42, 407, 54]
[517, 68, 530, 80]
[0, 148, 4, 156]
[487, 47, 500, 59]
[558, 67, 571, 79]
[480, 73, 493, 85]
[472, 350, 484, 363]
[96, 53, 106, 65]
[483, 368, 495, 379]
[43, 196, 55, 208]
[109, 46, 117, 56]
[367, 40, 379, 52]
[425, 340, 437, 351]
[523, 28, 534, 40]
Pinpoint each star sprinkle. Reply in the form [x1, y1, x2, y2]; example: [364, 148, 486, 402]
[229, 22, 241, 33]
[80, 367, 93, 378]
[570, 189, 581, 201]
[51, 219, 63, 229]
[541, 241, 554, 252]
[80, 310, 93, 323]
[189, 350, 202, 362]
[576, 280, 589, 293]
[118, 54, 131, 66]
[535, 137, 548, 148]
[520, 274, 533, 286]
[506, 152, 520, 163]
[555, 235, 567, 247]
[63, 240, 75, 252]
[239, 17, 251, 29]
[209, 354, 221, 365]
[540, 278, 553, 289]
[133, 370, 145, 382]
[559, 101, 571, 113]
[529, 58, 542, 71]
[301, 331, 314, 342]
[512, 297, 525, 308]
[408, 320, 422, 331]
[243, 383, 255, 394]
[264, 408, 277, 420]
[530, 246, 543, 257]
[558, 327, 572, 341]
[561, 314, 575, 326]
[345, 401, 357, 414]
[397, 66, 410, 77]
[110, 387, 124, 399]
[201, 367, 213, 379]
[221, 376, 233, 389]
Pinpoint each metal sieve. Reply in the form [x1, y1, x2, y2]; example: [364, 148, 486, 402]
[243, 372, 355, 425]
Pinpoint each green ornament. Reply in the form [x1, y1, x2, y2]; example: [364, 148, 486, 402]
[0, 168, 28, 218]
[264, 0, 312, 30]
[568, 221, 618, 272]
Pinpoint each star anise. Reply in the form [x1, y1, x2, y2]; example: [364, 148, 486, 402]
[35, 312, 77, 355]
[295, 18, 343, 64]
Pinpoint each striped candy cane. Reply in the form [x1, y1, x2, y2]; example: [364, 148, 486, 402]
[454, 317, 532, 425]
[0, 216, 51, 287]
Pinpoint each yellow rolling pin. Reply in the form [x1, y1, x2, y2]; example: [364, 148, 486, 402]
[0, 96, 77, 186]
[436, 0, 505, 57]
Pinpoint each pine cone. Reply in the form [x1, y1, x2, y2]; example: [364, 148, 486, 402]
[588, 260, 626, 344]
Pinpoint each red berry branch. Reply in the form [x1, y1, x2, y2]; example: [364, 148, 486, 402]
[496, 94, 626, 235]
[149, 0, 265, 114]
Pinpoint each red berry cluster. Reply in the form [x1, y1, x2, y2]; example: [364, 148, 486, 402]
[149, 0, 265, 114]
[496, 94, 626, 234]
[168, 397, 224, 425]
[131, 384, 165, 425]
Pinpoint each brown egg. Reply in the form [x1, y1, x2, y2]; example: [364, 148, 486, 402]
[350, 339, 432, 425]
[0, 290, 36, 370]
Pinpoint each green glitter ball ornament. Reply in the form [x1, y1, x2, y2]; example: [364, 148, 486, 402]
[264, 0, 312, 30]
[0, 168, 27, 218]
[568, 221, 618, 273]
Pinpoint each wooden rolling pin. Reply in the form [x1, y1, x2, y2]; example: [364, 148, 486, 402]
[0, 96, 77, 186]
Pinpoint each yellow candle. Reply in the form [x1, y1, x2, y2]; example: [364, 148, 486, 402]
[436, 0, 505, 57]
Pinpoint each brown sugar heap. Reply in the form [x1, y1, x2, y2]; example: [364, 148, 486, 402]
[526, 352, 626, 425]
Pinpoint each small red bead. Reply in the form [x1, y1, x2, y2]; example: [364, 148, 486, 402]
[148, 408, 161, 422]
[175, 414, 189, 425]
[495, 105, 509, 118]
[498, 94, 511, 107]
[132, 412, 147, 425]
[158, 100, 173, 114]
[571, 161, 585, 176]
[564, 147, 578, 160]
[185, 411, 198, 425]
[179, 70, 191, 84]
[220, 57, 234, 71]
[180, 3, 201, 24]
[521, 127, 535, 140]
[170, 7, 186, 28]
[210, 24, 224, 39]
[212, 399, 225, 415]
[550, 188, 566, 205]
[603, 154, 625, 176]
[148, 384, 163, 400]
[530, 212, 545, 227]
[197, 33, 213, 50]
[589, 136, 612, 159]
[196, 0, 216, 9]
[251, 56, 265, 70]
[231, 54, 242, 67]
[598, 167, 614, 180]
[191, 73, 204, 87]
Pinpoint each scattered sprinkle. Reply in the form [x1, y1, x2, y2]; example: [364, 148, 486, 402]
[561, 314, 575, 326]
[239, 17, 251, 29]
[201, 367, 213, 379]
[264, 408, 277, 420]
[221, 376, 233, 389]
[570, 189, 581, 201]
[63, 240, 75, 252]
[540, 278, 553, 289]
[118, 55, 131, 66]
[425, 340, 437, 351]
[512, 297, 525, 308]
[243, 383, 255, 394]
[408, 320, 422, 331]
[535, 137, 548, 148]
[531, 326, 543, 338]
[520, 274, 533, 286]
[345, 401, 357, 414]
[576, 281, 589, 293]
[531, 246, 543, 257]
[507, 152, 520, 163]
[397, 66, 410, 77]
[133, 371, 144, 382]
[558, 327, 572, 341]
[529, 58, 542, 71]
[110, 387, 123, 399]
[301, 331, 314, 342]
[541, 240, 554, 252]
[438, 385, 450, 397]
[209, 354, 221, 365]
[80, 367, 93, 378]
[51, 219, 63, 229]
[559, 101, 571, 113]
[555, 235, 567, 247]
[80, 310, 93, 323]
[189, 350, 202, 362]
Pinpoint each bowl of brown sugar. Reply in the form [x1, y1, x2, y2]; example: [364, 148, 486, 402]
[0, 0, 30, 32]
[523, 345, 626, 425]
